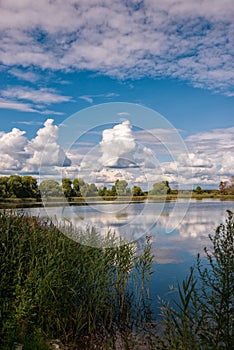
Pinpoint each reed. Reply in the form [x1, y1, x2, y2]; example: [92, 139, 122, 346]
[157, 210, 234, 349]
[0, 211, 153, 349]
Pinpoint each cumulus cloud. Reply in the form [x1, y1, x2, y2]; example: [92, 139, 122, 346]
[25, 119, 71, 171]
[0, 128, 28, 172]
[0, 118, 233, 188]
[185, 127, 234, 180]
[77, 121, 234, 188]
[99, 120, 138, 168]
[154, 126, 234, 186]
[0, 119, 71, 175]
[0, 0, 233, 94]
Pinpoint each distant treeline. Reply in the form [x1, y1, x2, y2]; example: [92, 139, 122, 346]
[0, 175, 233, 199]
[0, 175, 40, 199]
[40, 178, 173, 198]
[0, 175, 172, 199]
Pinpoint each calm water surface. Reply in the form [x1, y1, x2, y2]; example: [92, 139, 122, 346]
[22, 199, 234, 316]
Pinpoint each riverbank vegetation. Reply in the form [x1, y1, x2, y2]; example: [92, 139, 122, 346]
[1, 175, 234, 203]
[157, 210, 234, 349]
[0, 210, 233, 349]
[0, 211, 153, 349]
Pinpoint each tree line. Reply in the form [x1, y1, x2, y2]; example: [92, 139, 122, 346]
[0, 175, 173, 199]
[0, 175, 40, 199]
[0, 175, 233, 199]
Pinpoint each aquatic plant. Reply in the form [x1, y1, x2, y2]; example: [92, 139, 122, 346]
[158, 210, 234, 349]
[0, 211, 153, 349]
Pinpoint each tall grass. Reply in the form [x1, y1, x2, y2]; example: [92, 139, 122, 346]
[157, 210, 234, 349]
[0, 211, 153, 349]
[1, 210, 233, 349]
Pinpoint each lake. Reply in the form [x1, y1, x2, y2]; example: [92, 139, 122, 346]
[19, 199, 234, 317]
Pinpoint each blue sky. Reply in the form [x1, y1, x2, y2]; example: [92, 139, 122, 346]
[0, 0, 233, 188]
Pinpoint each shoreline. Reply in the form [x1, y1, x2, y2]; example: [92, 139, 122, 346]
[0, 194, 234, 209]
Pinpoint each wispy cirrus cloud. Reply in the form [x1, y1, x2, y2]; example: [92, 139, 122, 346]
[0, 98, 38, 113]
[14, 121, 44, 126]
[0, 0, 233, 95]
[0, 86, 72, 114]
[2, 87, 71, 104]
[78, 92, 119, 104]
[9, 68, 40, 82]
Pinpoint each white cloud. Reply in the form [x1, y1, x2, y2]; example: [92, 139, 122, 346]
[0, 128, 28, 171]
[0, 0, 233, 94]
[14, 121, 44, 126]
[0, 119, 71, 174]
[0, 98, 38, 113]
[79, 93, 119, 104]
[117, 112, 130, 116]
[25, 119, 71, 171]
[99, 120, 137, 168]
[2, 87, 71, 104]
[185, 127, 234, 180]
[9, 68, 40, 82]
[0, 86, 71, 114]
[0, 119, 233, 188]
[79, 95, 94, 104]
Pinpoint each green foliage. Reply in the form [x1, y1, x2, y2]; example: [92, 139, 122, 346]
[149, 181, 171, 196]
[72, 178, 83, 197]
[98, 185, 117, 198]
[0, 212, 153, 348]
[86, 183, 98, 197]
[115, 179, 129, 196]
[0, 175, 40, 199]
[39, 180, 62, 198]
[132, 185, 145, 197]
[62, 177, 74, 198]
[159, 210, 234, 349]
[194, 185, 203, 194]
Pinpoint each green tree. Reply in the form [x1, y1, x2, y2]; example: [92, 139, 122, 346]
[86, 183, 98, 197]
[132, 185, 144, 197]
[194, 185, 203, 194]
[62, 178, 74, 198]
[0, 177, 9, 198]
[115, 179, 128, 196]
[219, 180, 228, 194]
[80, 183, 90, 197]
[7, 175, 23, 198]
[111, 185, 117, 197]
[98, 186, 107, 197]
[21, 176, 40, 199]
[98, 185, 117, 198]
[149, 181, 171, 195]
[39, 180, 62, 198]
[73, 178, 85, 197]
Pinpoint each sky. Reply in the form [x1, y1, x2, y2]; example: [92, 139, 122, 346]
[0, 0, 233, 189]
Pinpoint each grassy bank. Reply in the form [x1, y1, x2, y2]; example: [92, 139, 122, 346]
[1, 193, 234, 205]
[0, 212, 153, 349]
[1, 210, 233, 349]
